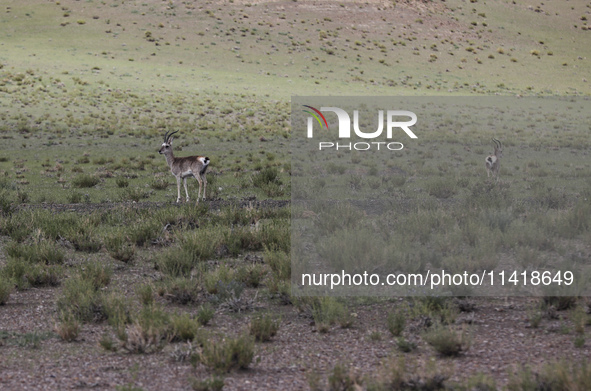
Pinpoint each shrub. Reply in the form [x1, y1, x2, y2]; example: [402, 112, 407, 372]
[311, 297, 353, 333]
[1, 257, 29, 289]
[199, 333, 255, 373]
[0, 190, 14, 216]
[236, 264, 267, 288]
[543, 296, 577, 311]
[252, 167, 281, 188]
[265, 249, 290, 280]
[507, 361, 591, 391]
[387, 310, 405, 337]
[423, 324, 470, 357]
[25, 264, 63, 287]
[99, 333, 118, 352]
[197, 304, 215, 326]
[426, 178, 456, 199]
[102, 292, 132, 330]
[0, 277, 12, 305]
[4, 240, 65, 265]
[72, 174, 100, 188]
[158, 277, 200, 305]
[128, 220, 160, 246]
[366, 356, 447, 391]
[104, 233, 135, 263]
[79, 261, 112, 290]
[190, 376, 225, 391]
[120, 305, 171, 354]
[249, 313, 280, 342]
[56, 277, 105, 322]
[155, 248, 194, 278]
[136, 284, 154, 306]
[116, 177, 129, 188]
[170, 313, 200, 342]
[396, 337, 417, 353]
[67, 192, 84, 203]
[122, 187, 150, 202]
[68, 228, 102, 253]
[328, 363, 362, 391]
[55, 311, 80, 342]
[181, 229, 224, 262]
[151, 178, 168, 190]
[203, 265, 235, 295]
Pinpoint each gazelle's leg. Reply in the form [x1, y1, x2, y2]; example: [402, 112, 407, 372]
[194, 174, 203, 203]
[176, 176, 182, 203]
[202, 174, 207, 200]
[183, 177, 190, 202]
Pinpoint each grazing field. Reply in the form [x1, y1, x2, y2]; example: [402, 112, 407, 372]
[1, 0, 591, 390]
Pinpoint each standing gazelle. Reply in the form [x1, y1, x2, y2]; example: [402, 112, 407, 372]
[159, 130, 210, 203]
[485, 138, 503, 180]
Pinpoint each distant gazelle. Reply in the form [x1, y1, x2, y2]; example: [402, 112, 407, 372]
[158, 130, 210, 203]
[485, 138, 503, 180]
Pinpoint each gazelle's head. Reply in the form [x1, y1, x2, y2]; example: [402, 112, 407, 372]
[159, 130, 179, 155]
[492, 138, 503, 157]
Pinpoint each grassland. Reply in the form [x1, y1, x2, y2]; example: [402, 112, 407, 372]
[1, 0, 591, 390]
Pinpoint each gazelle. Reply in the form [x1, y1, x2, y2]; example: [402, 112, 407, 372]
[158, 130, 210, 203]
[485, 138, 503, 180]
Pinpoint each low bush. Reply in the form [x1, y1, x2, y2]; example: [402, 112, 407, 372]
[4, 240, 65, 265]
[72, 174, 100, 188]
[79, 261, 112, 290]
[199, 333, 255, 373]
[387, 310, 406, 337]
[423, 324, 470, 357]
[196, 304, 215, 326]
[55, 311, 80, 342]
[56, 277, 105, 323]
[249, 313, 280, 342]
[0, 277, 12, 305]
[507, 360, 591, 391]
[104, 233, 135, 263]
[158, 277, 200, 305]
[170, 312, 200, 342]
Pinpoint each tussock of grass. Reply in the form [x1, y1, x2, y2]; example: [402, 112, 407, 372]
[196, 304, 215, 326]
[56, 277, 105, 323]
[4, 240, 65, 265]
[198, 333, 255, 373]
[79, 261, 112, 290]
[104, 233, 136, 263]
[423, 324, 470, 357]
[295, 297, 353, 333]
[158, 277, 200, 305]
[507, 360, 591, 391]
[119, 305, 171, 354]
[72, 174, 100, 188]
[0, 277, 12, 305]
[55, 311, 80, 342]
[387, 310, 406, 337]
[169, 312, 200, 342]
[249, 313, 280, 342]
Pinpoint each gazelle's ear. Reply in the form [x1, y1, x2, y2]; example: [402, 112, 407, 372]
[169, 137, 174, 145]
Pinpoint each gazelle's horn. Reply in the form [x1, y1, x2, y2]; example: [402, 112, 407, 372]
[163, 131, 170, 143]
[492, 138, 501, 148]
[167, 130, 179, 143]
